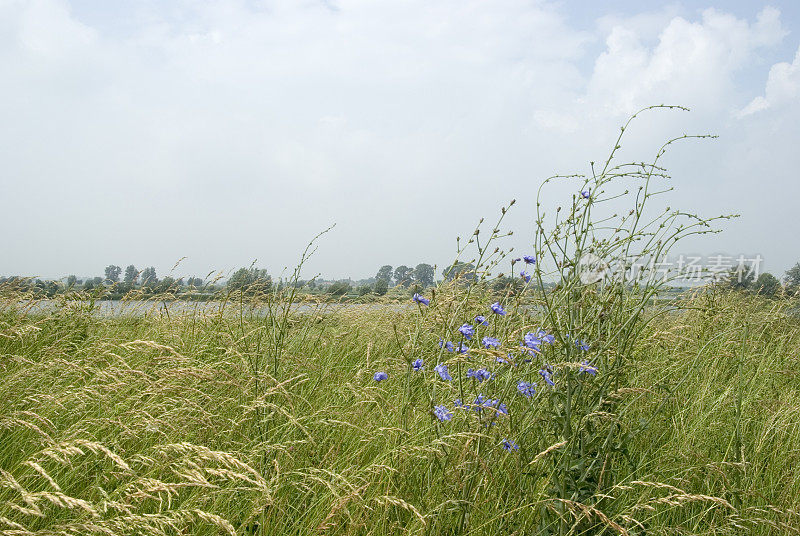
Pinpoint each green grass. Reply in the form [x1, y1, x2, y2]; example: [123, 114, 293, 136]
[0, 290, 798, 535]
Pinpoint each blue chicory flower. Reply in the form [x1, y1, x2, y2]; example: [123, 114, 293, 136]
[433, 405, 453, 422]
[434, 363, 452, 381]
[517, 380, 536, 398]
[470, 395, 505, 415]
[502, 439, 520, 451]
[458, 323, 475, 340]
[474, 315, 489, 326]
[412, 358, 424, 371]
[439, 339, 454, 352]
[456, 343, 469, 355]
[581, 189, 591, 199]
[536, 329, 555, 345]
[579, 360, 598, 376]
[539, 368, 555, 387]
[482, 336, 500, 349]
[412, 293, 430, 306]
[374, 371, 388, 382]
[520, 271, 531, 283]
[472, 394, 490, 412]
[575, 339, 590, 351]
[490, 302, 506, 315]
[523, 332, 542, 351]
[523, 255, 536, 264]
[467, 368, 493, 383]
[496, 353, 513, 365]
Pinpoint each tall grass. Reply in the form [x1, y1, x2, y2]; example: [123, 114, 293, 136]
[1, 108, 799, 535]
[1, 290, 798, 535]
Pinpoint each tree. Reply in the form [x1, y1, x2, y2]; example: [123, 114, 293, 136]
[413, 263, 435, 287]
[228, 268, 251, 291]
[393, 265, 413, 287]
[124, 265, 138, 284]
[785, 263, 800, 290]
[492, 275, 523, 294]
[754, 272, 780, 297]
[328, 281, 352, 296]
[116, 282, 133, 294]
[228, 267, 271, 293]
[443, 262, 475, 282]
[724, 263, 754, 290]
[357, 284, 373, 296]
[156, 277, 176, 293]
[141, 267, 158, 286]
[104, 265, 122, 283]
[39, 280, 59, 297]
[376, 265, 393, 285]
[374, 279, 388, 296]
[66, 275, 77, 288]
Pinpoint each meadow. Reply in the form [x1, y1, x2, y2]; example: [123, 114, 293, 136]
[2, 107, 799, 535]
[1, 288, 799, 535]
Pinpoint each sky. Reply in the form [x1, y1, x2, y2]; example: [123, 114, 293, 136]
[1, 0, 798, 282]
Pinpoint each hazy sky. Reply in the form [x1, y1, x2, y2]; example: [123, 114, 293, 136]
[1, 0, 798, 281]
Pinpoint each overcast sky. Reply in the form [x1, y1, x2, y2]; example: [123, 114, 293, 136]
[1, 0, 798, 281]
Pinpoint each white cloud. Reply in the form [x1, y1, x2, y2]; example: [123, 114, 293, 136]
[739, 44, 800, 116]
[1, 0, 96, 56]
[535, 7, 788, 128]
[0, 1, 798, 279]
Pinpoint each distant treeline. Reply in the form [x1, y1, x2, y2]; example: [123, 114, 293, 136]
[0, 262, 440, 300]
[3, 260, 799, 300]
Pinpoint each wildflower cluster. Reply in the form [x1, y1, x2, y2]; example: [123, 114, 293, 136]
[388, 294, 600, 454]
[372, 293, 601, 459]
[368, 291, 606, 462]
